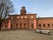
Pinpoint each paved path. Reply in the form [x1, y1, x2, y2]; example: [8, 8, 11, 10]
[0, 30, 53, 40]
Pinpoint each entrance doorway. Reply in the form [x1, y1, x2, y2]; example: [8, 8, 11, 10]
[16, 24, 18, 29]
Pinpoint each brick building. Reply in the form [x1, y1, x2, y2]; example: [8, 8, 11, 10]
[37, 17, 53, 30]
[1, 7, 53, 30]
[2, 7, 37, 30]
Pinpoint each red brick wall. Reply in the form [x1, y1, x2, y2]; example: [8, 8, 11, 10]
[37, 18, 53, 30]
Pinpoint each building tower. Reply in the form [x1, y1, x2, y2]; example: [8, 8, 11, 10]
[20, 6, 26, 15]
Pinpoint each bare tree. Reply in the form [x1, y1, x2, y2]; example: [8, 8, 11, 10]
[0, 0, 14, 30]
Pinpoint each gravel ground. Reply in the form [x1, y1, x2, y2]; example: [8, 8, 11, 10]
[0, 30, 53, 40]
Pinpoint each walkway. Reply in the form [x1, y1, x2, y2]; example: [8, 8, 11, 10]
[0, 30, 53, 40]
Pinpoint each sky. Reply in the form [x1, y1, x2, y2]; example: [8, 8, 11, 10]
[11, 0, 53, 17]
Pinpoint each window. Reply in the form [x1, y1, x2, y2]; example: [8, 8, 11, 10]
[31, 24, 34, 28]
[21, 16, 23, 18]
[52, 24, 53, 27]
[11, 24, 13, 28]
[48, 24, 50, 27]
[24, 23, 26, 25]
[5, 25, 7, 28]
[25, 16, 27, 18]
[43, 24, 45, 27]
[17, 16, 19, 18]
[39, 24, 41, 27]
[16, 24, 18, 25]
[31, 16, 33, 18]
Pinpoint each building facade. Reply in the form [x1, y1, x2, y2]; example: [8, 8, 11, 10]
[1, 7, 53, 30]
[2, 7, 37, 30]
[37, 17, 53, 30]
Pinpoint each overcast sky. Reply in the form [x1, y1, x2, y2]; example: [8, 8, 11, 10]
[11, 0, 53, 17]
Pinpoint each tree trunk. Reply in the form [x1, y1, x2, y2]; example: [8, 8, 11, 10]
[0, 22, 2, 30]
